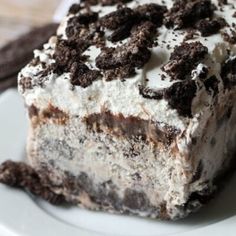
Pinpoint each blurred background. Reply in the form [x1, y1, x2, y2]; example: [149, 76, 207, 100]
[0, 0, 63, 91]
[0, 0, 61, 47]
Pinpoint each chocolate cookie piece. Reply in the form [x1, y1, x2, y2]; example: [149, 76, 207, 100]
[204, 75, 219, 95]
[66, 15, 104, 44]
[54, 39, 101, 88]
[68, 3, 83, 14]
[71, 69, 102, 88]
[221, 56, 236, 88]
[135, 3, 167, 27]
[195, 18, 227, 36]
[103, 65, 135, 81]
[102, 3, 166, 42]
[222, 29, 236, 44]
[165, 0, 216, 29]
[139, 79, 197, 118]
[100, 7, 135, 30]
[0, 161, 66, 205]
[96, 22, 156, 70]
[139, 86, 164, 100]
[163, 42, 208, 81]
[107, 21, 134, 42]
[0, 23, 58, 80]
[164, 80, 197, 117]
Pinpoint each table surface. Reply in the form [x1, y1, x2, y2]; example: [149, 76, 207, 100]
[0, 0, 61, 47]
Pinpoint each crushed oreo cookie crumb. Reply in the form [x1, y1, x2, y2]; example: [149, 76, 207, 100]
[68, 4, 83, 14]
[197, 66, 209, 79]
[195, 17, 227, 36]
[0, 161, 66, 205]
[71, 69, 102, 87]
[100, 7, 135, 30]
[164, 80, 197, 117]
[165, 0, 216, 29]
[184, 29, 199, 41]
[203, 75, 219, 95]
[66, 15, 104, 43]
[54, 39, 88, 71]
[53, 39, 101, 87]
[139, 86, 164, 100]
[107, 21, 134, 42]
[104, 65, 135, 81]
[222, 29, 236, 44]
[96, 21, 156, 74]
[163, 42, 208, 80]
[221, 56, 236, 88]
[135, 3, 167, 27]
[101, 3, 166, 42]
[19, 76, 32, 92]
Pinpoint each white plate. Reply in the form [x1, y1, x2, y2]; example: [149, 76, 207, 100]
[0, 89, 236, 236]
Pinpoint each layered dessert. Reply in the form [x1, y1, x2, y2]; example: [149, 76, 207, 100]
[17, 0, 236, 220]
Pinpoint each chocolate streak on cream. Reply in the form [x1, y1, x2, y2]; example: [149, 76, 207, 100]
[84, 111, 180, 145]
[28, 104, 69, 127]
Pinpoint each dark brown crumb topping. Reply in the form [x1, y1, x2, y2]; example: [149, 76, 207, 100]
[183, 29, 199, 41]
[164, 80, 197, 117]
[65, 16, 104, 43]
[100, 7, 135, 30]
[68, 3, 83, 15]
[0, 161, 66, 205]
[53, 1, 168, 85]
[203, 75, 219, 95]
[221, 56, 236, 88]
[195, 17, 227, 37]
[53, 39, 101, 87]
[73, 11, 99, 25]
[165, 0, 216, 29]
[134, 3, 167, 27]
[107, 21, 134, 42]
[163, 42, 208, 81]
[100, 4, 166, 42]
[103, 65, 135, 81]
[52, 1, 168, 87]
[140, 80, 197, 118]
[96, 21, 157, 75]
[19, 76, 32, 92]
[222, 29, 236, 44]
[139, 86, 164, 100]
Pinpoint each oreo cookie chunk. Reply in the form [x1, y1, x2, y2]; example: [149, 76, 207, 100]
[163, 42, 208, 81]
[165, 0, 216, 29]
[0, 23, 58, 91]
[195, 17, 227, 36]
[0, 160, 66, 205]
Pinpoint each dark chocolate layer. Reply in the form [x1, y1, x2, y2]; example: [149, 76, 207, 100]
[84, 111, 180, 145]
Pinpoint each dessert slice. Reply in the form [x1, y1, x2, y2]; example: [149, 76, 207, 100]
[18, 0, 236, 220]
